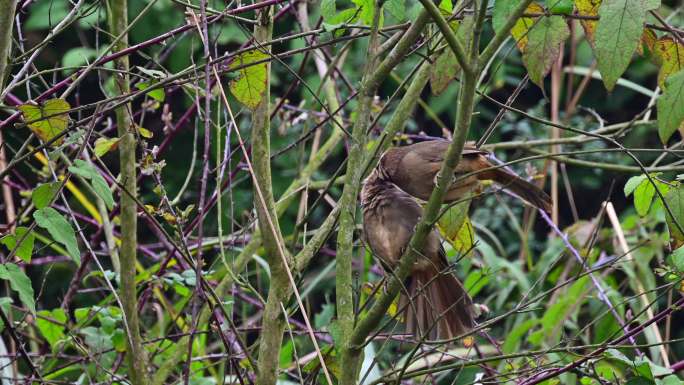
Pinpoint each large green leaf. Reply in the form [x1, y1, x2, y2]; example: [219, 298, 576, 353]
[523, 15, 570, 88]
[17, 98, 70, 146]
[657, 70, 684, 144]
[33, 207, 80, 264]
[0, 264, 35, 313]
[228, 50, 269, 110]
[594, 0, 649, 91]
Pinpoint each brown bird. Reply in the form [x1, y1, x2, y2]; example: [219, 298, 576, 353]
[378, 140, 552, 212]
[361, 169, 475, 340]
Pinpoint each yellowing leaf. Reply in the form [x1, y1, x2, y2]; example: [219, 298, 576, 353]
[523, 15, 570, 88]
[94, 137, 120, 157]
[229, 50, 269, 110]
[575, 0, 601, 47]
[639, 28, 657, 56]
[654, 37, 684, 88]
[18, 99, 70, 146]
[510, 3, 545, 52]
[137, 126, 153, 138]
[595, 0, 647, 91]
[437, 201, 474, 254]
[658, 70, 684, 144]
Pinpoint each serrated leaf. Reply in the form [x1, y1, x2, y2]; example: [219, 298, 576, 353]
[0, 264, 35, 313]
[18, 99, 70, 146]
[33, 207, 80, 264]
[594, 0, 646, 91]
[32, 182, 61, 209]
[68, 159, 114, 210]
[228, 50, 269, 110]
[657, 70, 684, 144]
[523, 15, 570, 88]
[0, 227, 35, 263]
[575, 0, 601, 47]
[94, 136, 120, 157]
[654, 38, 684, 88]
[36, 308, 67, 349]
[664, 185, 684, 242]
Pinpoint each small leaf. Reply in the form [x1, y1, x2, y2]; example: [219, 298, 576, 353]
[438, 200, 475, 253]
[653, 37, 684, 88]
[523, 15, 570, 88]
[33, 207, 80, 264]
[0, 227, 35, 263]
[136, 66, 167, 79]
[633, 178, 656, 216]
[657, 70, 684, 144]
[575, 0, 601, 47]
[32, 182, 61, 209]
[594, 0, 647, 91]
[36, 308, 67, 349]
[68, 160, 114, 210]
[624, 174, 647, 196]
[61, 47, 97, 75]
[510, 3, 545, 52]
[93, 136, 120, 157]
[18, 99, 71, 146]
[664, 185, 684, 242]
[0, 264, 35, 313]
[137, 126, 153, 139]
[135, 81, 165, 102]
[228, 50, 269, 110]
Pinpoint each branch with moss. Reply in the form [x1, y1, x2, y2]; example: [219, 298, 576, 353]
[105, 1, 149, 384]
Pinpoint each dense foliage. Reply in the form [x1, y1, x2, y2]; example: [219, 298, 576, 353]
[0, 0, 683, 384]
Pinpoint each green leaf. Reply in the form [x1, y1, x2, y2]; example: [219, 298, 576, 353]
[634, 178, 656, 216]
[437, 200, 472, 253]
[624, 174, 647, 196]
[502, 318, 539, 353]
[670, 246, 684, 272]
[657, 70, 684, 144]
[0, 264, 35, 313]
[353, 0, 376, 26]
[321, 0, 336, 20]
[61, 47, 97, 75]
[594, 0, 646, 91]
[32, 182, 61, 209]
[546, 0, 574, 14]
[68, 159, 114, 210]
[18, 99, 71, 146]
[228, 50, 269, 110]
[653, 38, 684, 88]
[463, 269, 489, 296]
[664, 186, 684, 242]
[523, 15, 570, 88]
[36, 308, 67, 349]
[385, 0, 406, 20]
[0, 227, 35, 263]
[94, 136, 120, 157]
[135, 81, 165, 102]
[33, 207, 80, 264]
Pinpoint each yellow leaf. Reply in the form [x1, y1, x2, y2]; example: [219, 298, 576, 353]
[654, 37, 684, 88]
[510, 3, 544, 52]
[137, 126, 153, 139]
[437, 200, 474, 254]
[575, 0, 601, 47]
[229, 49, 269, 110]
[94, 137, 120, 157]
[639, 28, 657, 56]
[18, 99, 70, 146]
